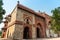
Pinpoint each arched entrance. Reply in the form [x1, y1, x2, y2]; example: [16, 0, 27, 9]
[36, 28, 40, 38]
[36, 23, 42, 38]
[23, 27, 29, 39]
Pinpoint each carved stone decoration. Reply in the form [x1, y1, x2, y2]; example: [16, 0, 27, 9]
[23, 14, 32, 24]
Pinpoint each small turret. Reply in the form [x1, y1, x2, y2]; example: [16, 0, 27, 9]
[17, 1, 20, 4]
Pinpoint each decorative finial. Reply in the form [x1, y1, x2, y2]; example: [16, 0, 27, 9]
[38, 10, 40, 12]
[17, 1, 20, 4]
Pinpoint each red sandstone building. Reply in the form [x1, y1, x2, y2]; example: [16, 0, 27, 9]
[2, 2, 51, 39]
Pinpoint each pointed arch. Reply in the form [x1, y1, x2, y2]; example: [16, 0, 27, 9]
[36, 27, 40, 38]
[24, 17, 32, 24]
[36, 23, 42, 38]
[23, 27, 29, 39]
[37, 23, 42, 30]
[48, 21, 51, 28]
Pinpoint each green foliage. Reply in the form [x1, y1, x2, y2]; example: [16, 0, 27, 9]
[0, 0, 5, 23]
[51, 7, 60, 33]
[0, 31, 2, 36]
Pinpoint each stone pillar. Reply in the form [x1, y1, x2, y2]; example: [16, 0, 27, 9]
[12, 24, 23, 40]
[32, 26, 36, 39]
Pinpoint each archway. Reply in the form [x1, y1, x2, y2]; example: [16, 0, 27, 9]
[36, 23, 42, 38]
[23, 27, 29, 39]
[36, 28, 40, 38]
[24, 17, 32, 24]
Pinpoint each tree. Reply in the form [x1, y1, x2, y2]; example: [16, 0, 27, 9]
[0, 0, 5, 23]
[51, 7, 60, 35]
[0, 31, 2, 36]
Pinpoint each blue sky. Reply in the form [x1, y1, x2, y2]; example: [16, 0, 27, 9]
[0, 0, 60, 30]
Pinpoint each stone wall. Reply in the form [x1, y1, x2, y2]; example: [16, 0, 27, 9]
[12, 24, 23, 40]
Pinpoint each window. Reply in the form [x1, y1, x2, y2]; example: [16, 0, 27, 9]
[8, 17, 11, 22]
[26, 19, 29, 24]
[48, 22, 51, 28]
[2, 34, 5, 38]
[4, 30, 6, 32]
[24, 18, 31, 24]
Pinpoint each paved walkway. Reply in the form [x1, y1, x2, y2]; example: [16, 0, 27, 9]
[1, 37, 60, 40]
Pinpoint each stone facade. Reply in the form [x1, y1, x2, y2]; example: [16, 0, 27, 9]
[1, 3, 51, 40]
